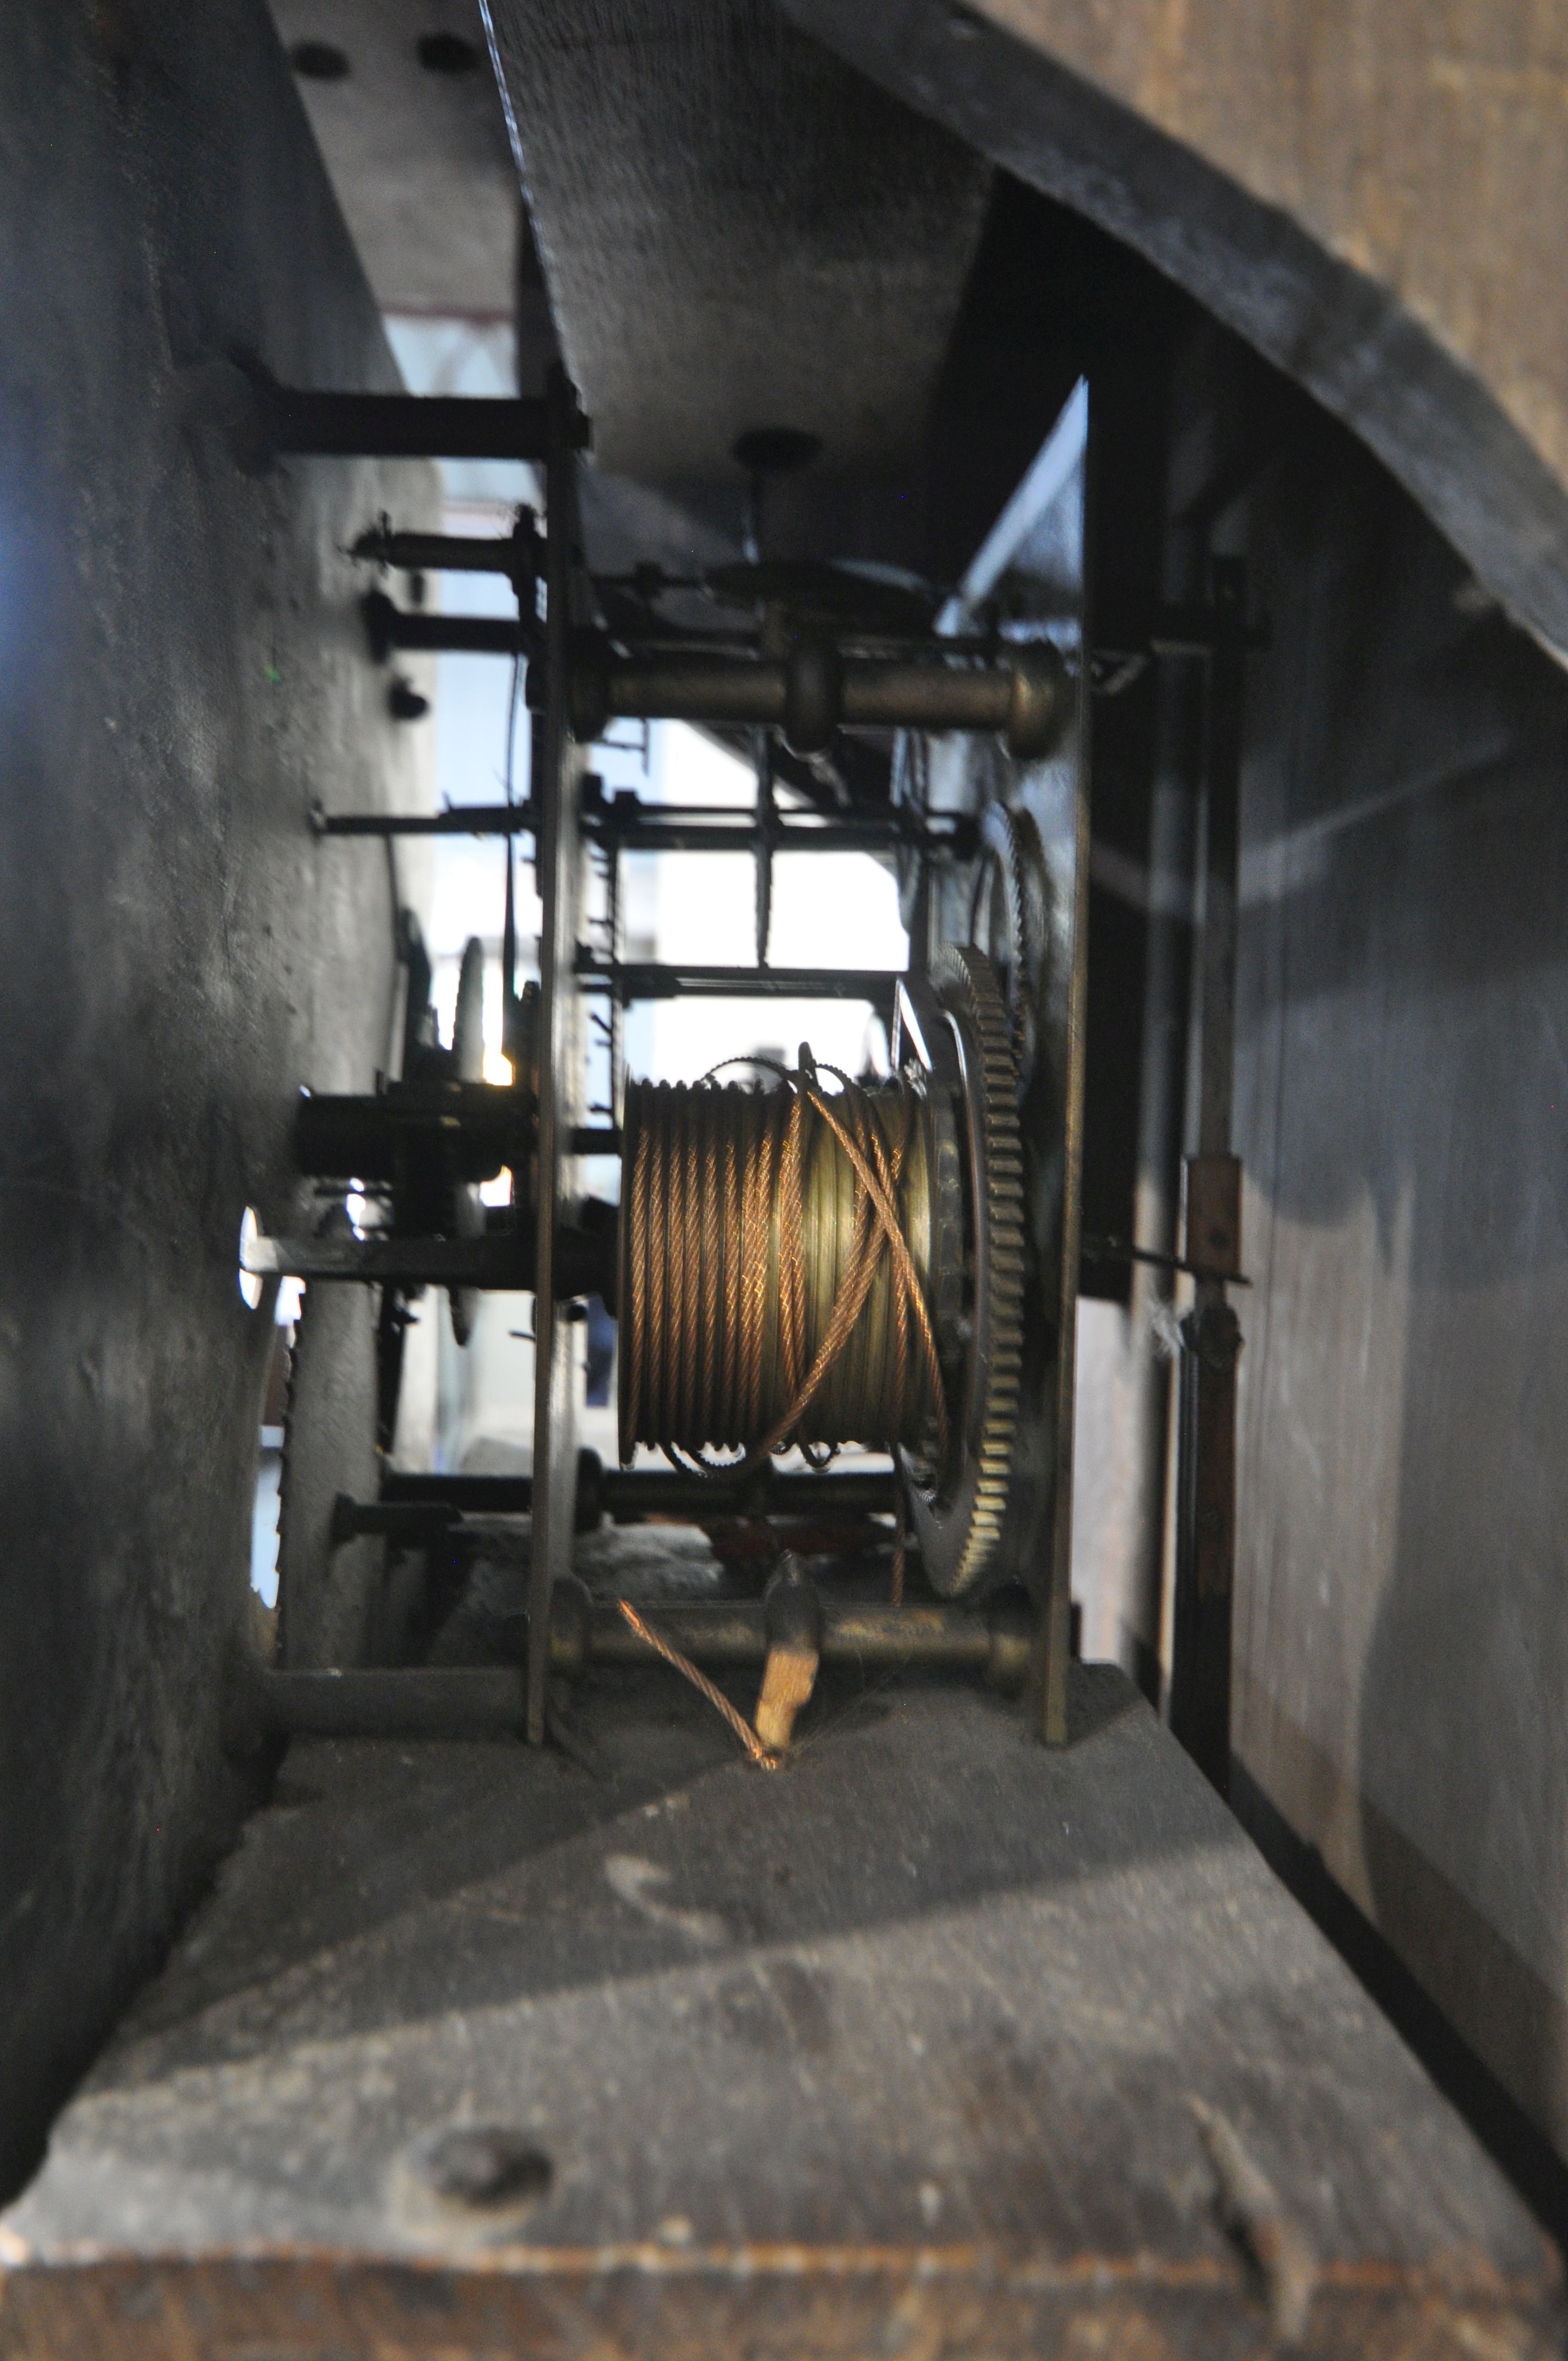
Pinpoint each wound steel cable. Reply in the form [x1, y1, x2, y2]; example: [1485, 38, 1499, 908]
[619, 1065, 948, 1467]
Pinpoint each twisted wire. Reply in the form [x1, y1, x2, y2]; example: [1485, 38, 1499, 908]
[615, 1599, 778, 1770]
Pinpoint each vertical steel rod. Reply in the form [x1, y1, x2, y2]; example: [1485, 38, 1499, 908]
[604, 838, 622, 1107]
[1169, 557, 1248, 1791]
[1035, 621, 1095, 1748]
[1123, 663, 1201, 1704]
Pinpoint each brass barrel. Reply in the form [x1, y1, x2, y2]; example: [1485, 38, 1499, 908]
[618, 1074, 937, 1459]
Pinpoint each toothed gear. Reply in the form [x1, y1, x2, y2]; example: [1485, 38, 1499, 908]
[969, 801, 1052, 1092]
[902, 943, 1025, 1596]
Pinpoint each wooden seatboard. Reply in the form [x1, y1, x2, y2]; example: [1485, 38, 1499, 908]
[2, 1665, 1559, 2358]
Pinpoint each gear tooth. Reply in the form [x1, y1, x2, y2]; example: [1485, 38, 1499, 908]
[916, 938, 1031, 1593]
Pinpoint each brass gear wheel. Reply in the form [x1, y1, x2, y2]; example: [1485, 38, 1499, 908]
[900, 944, 1025, 1595]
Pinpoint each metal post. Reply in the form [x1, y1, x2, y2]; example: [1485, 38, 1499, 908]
[1121, 661, 1202, 1704]
[370, 1465, 899, 1519]
[1169, 557, 1248, 1791]
[574, 957, 900, 1010]
[1033, 703, 1093, 1745]
[558, 640, 1065, 758]
[268, 387, 564, 461]
[603, 833, 622, 1120]
[234, 1595, 1036, 1745]
[362, 596, 536, 662]
[753, 730, 775, 968]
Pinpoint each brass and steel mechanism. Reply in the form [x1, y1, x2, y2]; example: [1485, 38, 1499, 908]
[242, 365, 1071, 1751]
[263, 948, 1028, 1597]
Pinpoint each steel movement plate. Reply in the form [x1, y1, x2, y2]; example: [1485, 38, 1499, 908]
[526, 369, 590, 1745]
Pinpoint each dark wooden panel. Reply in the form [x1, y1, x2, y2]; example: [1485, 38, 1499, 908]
[484, 0, 991, 494]
[0, 0, 434, 2201]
